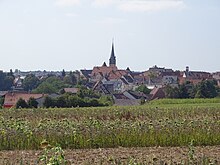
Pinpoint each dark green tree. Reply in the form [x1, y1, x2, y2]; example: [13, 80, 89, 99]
[62, 69, 66, 77]
[195, 80, 218, 98]
[0, 71, 14, 91]
[16, 98, 29, 108]
[23, 74, 40, 91]
[28, 97, 38, 108]
[43, 96, 54, 108]
[164, 85, 180, 98]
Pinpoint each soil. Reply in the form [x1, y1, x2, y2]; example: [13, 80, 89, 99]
[0, 146, 219, 164]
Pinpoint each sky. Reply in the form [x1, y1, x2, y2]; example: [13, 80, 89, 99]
[0, 0, 220, 72]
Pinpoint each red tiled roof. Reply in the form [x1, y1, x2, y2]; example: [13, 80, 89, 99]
[91, 66, 117, 77]
[4, 92, 44, 108]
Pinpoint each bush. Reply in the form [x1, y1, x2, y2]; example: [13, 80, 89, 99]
[16, 98, 29, 109]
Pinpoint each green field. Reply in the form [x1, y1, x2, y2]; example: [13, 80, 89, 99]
[0, 98, 220, 151]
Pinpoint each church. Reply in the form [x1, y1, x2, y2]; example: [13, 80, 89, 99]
[89, 42, 128, 82]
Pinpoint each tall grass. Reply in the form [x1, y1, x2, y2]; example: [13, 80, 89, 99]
[0, 101, 220, 150]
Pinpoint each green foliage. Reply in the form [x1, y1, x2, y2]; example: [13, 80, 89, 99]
[43, 93, 110, 108]
[16, 98, 29, 108]
[38, 145, 67, 165]
[33, 76, 69, 94]
[149, 98, 220, 105]
[22, 74, 40, 91]
[195, 80, 218, 98]
[28, 97, 38, 108]
[135, 85, 151, 95]
[43, 96, 55, 108]
[0, 102, 220, 150]
[164, 80, 219, 99]
[164, 85, 180, 98]
[0, 71, 14, 91]
[0, 97, 4, 107]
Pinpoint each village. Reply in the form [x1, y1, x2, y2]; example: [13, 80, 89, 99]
[1, 42, 220, 108]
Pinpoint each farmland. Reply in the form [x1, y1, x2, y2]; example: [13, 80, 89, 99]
[0, 98, 220, 164]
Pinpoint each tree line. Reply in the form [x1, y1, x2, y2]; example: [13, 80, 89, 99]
[164, 80, 220, 99]
[16, 88, 113, 109]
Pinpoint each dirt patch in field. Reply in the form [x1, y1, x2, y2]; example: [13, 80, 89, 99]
[0, 146, 219, 164]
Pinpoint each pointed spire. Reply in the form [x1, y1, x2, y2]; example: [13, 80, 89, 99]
[109, 39, 116, 67]
[102, 62, 107, 67]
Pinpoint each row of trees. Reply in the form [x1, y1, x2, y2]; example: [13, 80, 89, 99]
[165, 80, 219, 99]
[16, 94, 113, 109]
[43, 94, 113, 108]
[16, 97, 38, 108]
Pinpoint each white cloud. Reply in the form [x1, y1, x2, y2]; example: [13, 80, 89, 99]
[92, 0, 116, 7]
[55, 0, 80, 7]
[119, 0, 185, 12]
[92, 0, 186, 12]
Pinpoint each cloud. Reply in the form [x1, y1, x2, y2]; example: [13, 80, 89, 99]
[118, 0, 185, 12]
[55, 0, 80, 7]
[92, 0, 116, 7]
[92, 0, 186, 12]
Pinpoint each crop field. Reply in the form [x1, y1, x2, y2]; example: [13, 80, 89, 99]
[0, 98, 220, 164]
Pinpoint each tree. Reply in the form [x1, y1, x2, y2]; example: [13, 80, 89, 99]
[28, 97, 38, 108]
[23, 74, 40, 91]
[195, 80, 218, 98]
[16, 98, 29, 108]
[33, 76, 68, 94]
[135, 85, 151, 95]
[164, 85, 179, 98]
[55, 96, 67, 108]
[0, 71, 14, 91]
[43, 96, 54, 108]
[62, 69, 66, 77]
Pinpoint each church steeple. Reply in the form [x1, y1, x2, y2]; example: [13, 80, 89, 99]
[109, 40, 116, 67]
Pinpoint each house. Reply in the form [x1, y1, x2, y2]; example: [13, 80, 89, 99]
[3, 92, 44, 108]
[113, 93, 140, 106]
[93, 80, 111, 94]
[179, 66, 212, 85]
[213, 72, 220, 87]
[150, 87, 166, 100]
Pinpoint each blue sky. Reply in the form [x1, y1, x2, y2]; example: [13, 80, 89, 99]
[0, 0, 220, 72]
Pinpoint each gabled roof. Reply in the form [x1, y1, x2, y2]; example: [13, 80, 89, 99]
[123, 75, 134, 83]
[4, 92, 44, 108]
[93, 80, 111, 94]
[91, 66, 117, 77]
[120, 78, 129, 85]
[125, 90, 148, 100]
[150, 87, 165, 100]
[113, 93, 129, 99]
[80, 69, 92, 78]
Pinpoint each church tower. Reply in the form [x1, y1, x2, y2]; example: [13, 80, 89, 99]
[109, 41, 116, 67]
